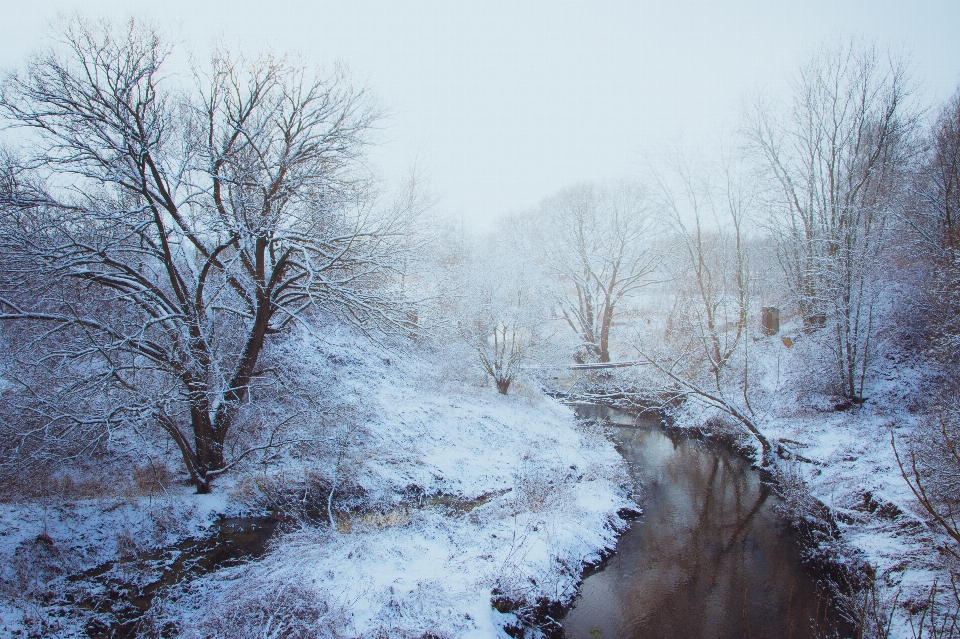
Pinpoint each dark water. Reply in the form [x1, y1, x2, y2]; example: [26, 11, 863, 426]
[562, 405, 844, 639]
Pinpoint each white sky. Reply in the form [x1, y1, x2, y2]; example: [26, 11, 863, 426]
[2, 1, 960, 228]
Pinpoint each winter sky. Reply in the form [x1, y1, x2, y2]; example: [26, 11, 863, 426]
[2, 1, 960, 228]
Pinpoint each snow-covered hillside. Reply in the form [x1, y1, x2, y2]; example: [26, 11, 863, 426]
[0, 327, 633, 638]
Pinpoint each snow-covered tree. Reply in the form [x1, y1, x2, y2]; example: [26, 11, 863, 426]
[0, 18, 419, 492]
[452, 220, 548, 395]
[538, 181, 658, 363]
[902, 89, 960, 364]
[747, 40, 919, 400]
[638, 152, 772, 463]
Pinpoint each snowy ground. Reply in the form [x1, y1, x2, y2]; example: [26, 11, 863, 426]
[660, 316, 960, 638]
[0, 328, 633, 638]
[0, 492, 230, 636]
[7, 311, 950, 638]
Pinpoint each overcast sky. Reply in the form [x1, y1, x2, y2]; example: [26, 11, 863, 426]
[3, 1, 960, 228]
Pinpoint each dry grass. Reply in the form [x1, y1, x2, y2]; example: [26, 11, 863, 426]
[176, 577, 352, 639]
[0, 458, 182, 504]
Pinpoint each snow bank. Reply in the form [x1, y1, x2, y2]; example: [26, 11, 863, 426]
[168, 328, 632, 637]
[0, 325, 633, 638]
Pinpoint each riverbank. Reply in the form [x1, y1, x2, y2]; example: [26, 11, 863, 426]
[561, 405, 852, 638]
[3, 323, 951, 638]
[756, 399, 955, 638]
[0, 329, 634, 638]
[554, 338, 960, 638]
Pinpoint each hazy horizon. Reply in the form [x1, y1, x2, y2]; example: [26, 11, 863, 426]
[3, 0, 960, 230]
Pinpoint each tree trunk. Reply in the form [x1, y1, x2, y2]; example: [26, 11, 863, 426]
[599, 303, 614, 363]
[193, 422, 225, 494]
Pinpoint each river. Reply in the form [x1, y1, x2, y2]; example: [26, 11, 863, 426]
[73, 402, 847, 638]
[562, 404, 847, 639]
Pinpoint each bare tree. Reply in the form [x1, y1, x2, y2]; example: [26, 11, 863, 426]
[637, 152, 772, 464]
[913, 90, 960, 258]
[472, 318, 530, 395]
[747, 39, 918, 400]
[453, 224, 546, 395]
[539, 181, 658, 363]
[894, 89, 960, 560]
[0, 19, 418, 492]
[901, 90, 960, 367]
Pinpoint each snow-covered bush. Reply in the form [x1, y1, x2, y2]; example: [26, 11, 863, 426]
[896, 409, 960, 558]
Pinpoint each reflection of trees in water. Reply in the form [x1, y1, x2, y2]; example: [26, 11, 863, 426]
[571, 425, 833, 639]
[627, 440, 769, 636]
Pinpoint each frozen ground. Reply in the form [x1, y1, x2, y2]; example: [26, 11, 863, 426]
[0, 327, 633, 638]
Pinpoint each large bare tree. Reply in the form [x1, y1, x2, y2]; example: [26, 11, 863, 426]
[0, 19, 415, 492]
[747, 40, 918, 400]
[539, 181, 658, 363]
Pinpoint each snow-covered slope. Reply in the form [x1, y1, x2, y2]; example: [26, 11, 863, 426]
[0, 325, 633, 638]
[170, 328, 633, 637]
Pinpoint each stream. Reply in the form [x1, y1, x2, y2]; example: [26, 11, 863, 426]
[561, 404, 847, 639]
[75, 515, 281, 638]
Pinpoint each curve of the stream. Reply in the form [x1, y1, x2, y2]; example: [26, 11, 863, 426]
[562, 404, 847, 639]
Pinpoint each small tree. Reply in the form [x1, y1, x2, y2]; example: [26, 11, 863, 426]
[893, 412, 960, 557]
[0, 19, 417, 492]
[473, 319, 528, 395]
[539, 181, 658, 363]
[455, 225, 545, 395]
[638, 152, 772, 463]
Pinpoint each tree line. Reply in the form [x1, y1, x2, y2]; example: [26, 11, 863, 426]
[439, 40, 960, 562]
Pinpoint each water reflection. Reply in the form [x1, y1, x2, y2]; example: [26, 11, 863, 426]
[563, 407, 840, 639]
